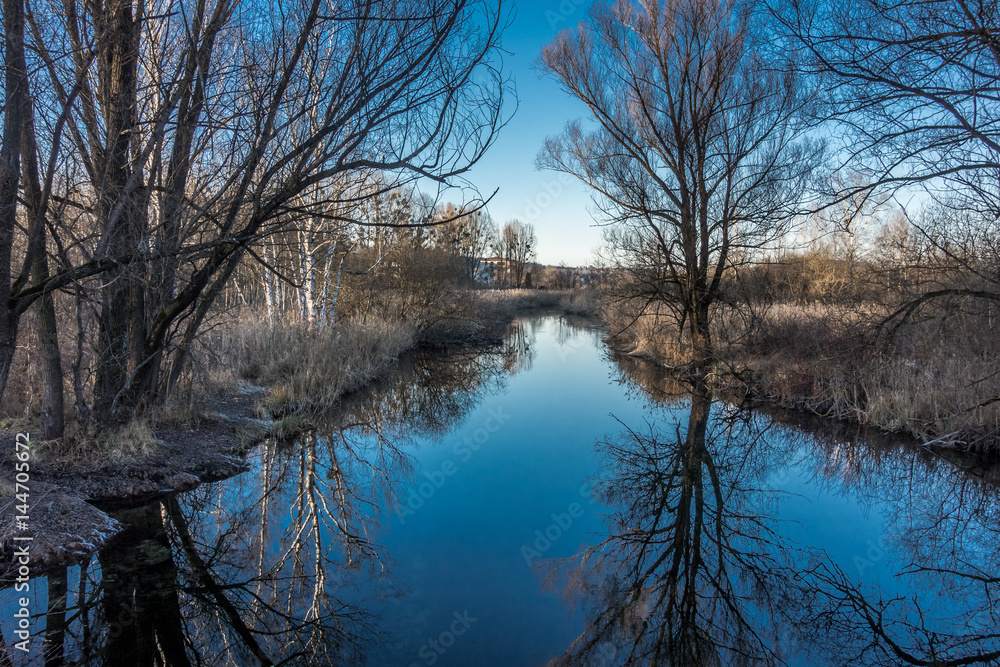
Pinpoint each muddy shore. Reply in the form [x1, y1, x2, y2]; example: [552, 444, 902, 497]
[0, 388, 270, 577]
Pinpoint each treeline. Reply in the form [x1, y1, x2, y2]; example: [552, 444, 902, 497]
[539, 0, 1000, 450]
[221, 191, 537, 328]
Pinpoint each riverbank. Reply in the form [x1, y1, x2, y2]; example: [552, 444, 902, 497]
[0, 288, 579, 575]
[220, 288, 573, 417]
[600, 301, 1000, 456]
[0, 388, 269, 575]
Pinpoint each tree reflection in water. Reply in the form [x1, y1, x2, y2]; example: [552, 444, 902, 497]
[550, 387, 796, 666]
[785, 436, 1000, 665]
[20, 331, 530, 666]
[558, 355, 1000, 666]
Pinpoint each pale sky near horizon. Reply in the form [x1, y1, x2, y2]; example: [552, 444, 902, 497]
[466, 0, 603, 267]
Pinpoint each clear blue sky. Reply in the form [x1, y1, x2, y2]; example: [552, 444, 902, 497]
[467, 0, 602, 267]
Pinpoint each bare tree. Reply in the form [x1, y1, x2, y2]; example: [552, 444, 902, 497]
[778, 0, 1000, 320]
[549, 393, 792, 665]
[0, 0, 25, 427]
[432, 204, 497, 283]
[1, 0, 66, 438]
[539, 0, 821, 370]
[780, 0, 1000, 208]
[9, 0, 510, 425]
[493, 219, 536, 288]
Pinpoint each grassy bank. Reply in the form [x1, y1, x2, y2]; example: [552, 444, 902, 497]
[744, 303, 1000, 452]
[215, 319, 418, 416]
[210, 287, 579, 417]
[600, 297, 1000, 454]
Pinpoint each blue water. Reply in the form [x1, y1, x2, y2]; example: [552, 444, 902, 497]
[1, 315, 997, 665]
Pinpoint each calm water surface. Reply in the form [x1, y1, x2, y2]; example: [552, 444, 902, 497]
[2, 315, 998, 665]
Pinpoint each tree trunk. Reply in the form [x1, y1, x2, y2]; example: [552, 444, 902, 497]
[329, 257, 345, 324]
[263, 241, 276, 326]
[19, 64, 65, 440]
[32, 272, 64, 439]
[298, 227, 316, 324]
[689, 301, 713, 373]
[319, 244, 335, 330]
[0, 0, 26, 410]
[71, 286, 91, 425]
[91, 0, 146, 423]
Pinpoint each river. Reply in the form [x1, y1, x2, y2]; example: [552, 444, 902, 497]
[2, 315, 998, 665]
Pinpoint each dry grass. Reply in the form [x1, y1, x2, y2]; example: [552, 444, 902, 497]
[474, 288, 567, 311]
[148, 402, 206, 428]
[268, 414, 311, 442]
[598, 295, 1000, 453]
[417, 288, 574, 346]
[600, 300, 689, 362]
[560, 289, 599, 317]
[737, 303, 1000, 450]
[867, 328, 1000, 446]
[34, 419, 159, 463]
[98, 420, 159, 459]
[0, 414, 38, 432]
[211, 289, 581, 414]
[215, 318, 418, 415]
